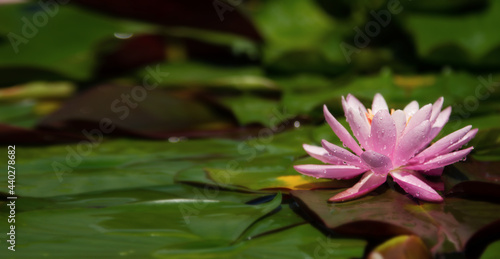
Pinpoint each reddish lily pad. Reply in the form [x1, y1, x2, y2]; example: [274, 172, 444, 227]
[444, 158, 500, 200]
[72, 0, 263, 42]
[465, 220, 500, 259]
[37, 84, 236, 138]
[0, 123, 86, 145]
[290, 188, 500, 255]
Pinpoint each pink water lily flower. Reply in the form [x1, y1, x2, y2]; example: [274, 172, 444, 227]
[294, 94, 477, 202]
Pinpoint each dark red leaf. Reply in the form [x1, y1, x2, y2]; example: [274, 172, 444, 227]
[96, 34, 167, 77]
[444, 159, 500, 200]
[291, 188, 500, 254]
[37, 84, 237, 139]
[71, 0, 263, 42]
[0, 124, 85, 145]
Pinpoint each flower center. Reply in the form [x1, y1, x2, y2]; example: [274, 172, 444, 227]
[365, 109, 375, 124]
[365, 108, 411, 125]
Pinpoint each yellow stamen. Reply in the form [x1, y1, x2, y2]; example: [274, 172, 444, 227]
[365, 108, 374, 124]
[366, 108, 410, 125]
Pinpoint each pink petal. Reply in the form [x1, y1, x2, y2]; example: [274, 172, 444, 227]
[345, 94, 367, 112]
[324, 105, 363, 156]
[410, 125, 472, 164]
[392, 109, 407, 141]
[404, 104, 432, 135]
[418, 167, 444, 177]
[360, 150, 393, 175]
[390, 170, 443, 202]
[371, 109, 397, 157]
[393, 120, 431, 167]
[372, 93, 389, 114]
[302, 144, 343, 165]
[411, 169, 445, 190]
[441, 128, 477, 155]
[428, 106, 451, 141]
[321, 140, 367, 168]
[329, 171, 387, 202]
[405, 147, 474, 171]
[404, 101, 419, 118]
[406, 169, 444, 189]
[294, 164, 367, 179]
[430, 97, 444, 124]
[346, 107, 371, 150]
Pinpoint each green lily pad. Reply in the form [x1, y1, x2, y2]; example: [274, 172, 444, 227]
[205, 154, 347, 191]
[218, 94, 284, 127]
[176, 127, 356, 191]
[0, 191, 281, 257]
[136, 62, 275, 90]
[0, 4, 154, 81]
[481, 240, 500, 259]
[0, 81, 75, 127]
[469, 128, 500, 161]
[404, 1, 500, 65]
[0, 81, 75, 101]
[1, 138, 245, 197]
[0, 100, 39, 128]
[153, 223, 366, 259]
[238, 205, 306, 241]
[251, 0, 348, 73]
[16, 184, 273, 212]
